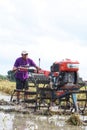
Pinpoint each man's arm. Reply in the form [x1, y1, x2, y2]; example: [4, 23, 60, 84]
[12, 66, 19, 73]
[13, 66, 18, 71]
[35, 66, 41, 73]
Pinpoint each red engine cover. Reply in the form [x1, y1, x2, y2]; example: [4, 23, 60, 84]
[59, 59, 79, 72]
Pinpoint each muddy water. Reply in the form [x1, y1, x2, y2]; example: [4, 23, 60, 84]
[0, 112, 87, 130]
[0, 93, 87, 130]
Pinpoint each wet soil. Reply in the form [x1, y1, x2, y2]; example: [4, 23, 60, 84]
[0, 93, 87, 130]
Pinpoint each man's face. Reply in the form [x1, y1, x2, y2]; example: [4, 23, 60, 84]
[22, 54, 28, 60]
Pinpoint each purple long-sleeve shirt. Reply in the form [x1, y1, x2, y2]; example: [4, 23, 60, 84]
[14, 57, 37, 80]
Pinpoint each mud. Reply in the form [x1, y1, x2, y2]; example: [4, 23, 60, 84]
[0, 93, 87, 130]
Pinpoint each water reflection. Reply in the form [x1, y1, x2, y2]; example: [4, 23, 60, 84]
[13, 113, 29, 130]
[0, 112, 87, 130]
[0, 112, 13, 130]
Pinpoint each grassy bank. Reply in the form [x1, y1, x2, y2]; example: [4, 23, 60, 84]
[0, 80, 15, 94]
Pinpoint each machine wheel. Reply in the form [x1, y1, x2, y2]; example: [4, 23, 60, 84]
[57, 95, 74, 113]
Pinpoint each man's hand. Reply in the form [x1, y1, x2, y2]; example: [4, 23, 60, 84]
[36, 66, 41, 73]
[17, 66, 28, 71]
[13, 67, 18, 72]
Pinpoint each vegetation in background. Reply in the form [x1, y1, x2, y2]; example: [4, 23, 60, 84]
[0, 80, 15, 94]
[0, 74, 7, 80]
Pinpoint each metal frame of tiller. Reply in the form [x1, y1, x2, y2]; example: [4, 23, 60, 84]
[10, 72, 87, 114]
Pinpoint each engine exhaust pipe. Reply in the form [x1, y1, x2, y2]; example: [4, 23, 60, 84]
[39, 58, 41, 68]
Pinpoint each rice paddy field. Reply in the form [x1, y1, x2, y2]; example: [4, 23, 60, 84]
[0, 80, 15, 94]
[0, 80, 87, 130]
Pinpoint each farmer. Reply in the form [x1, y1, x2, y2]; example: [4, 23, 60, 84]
[13, 50, 40, 103]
